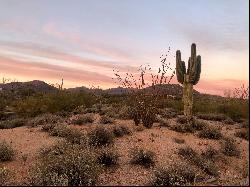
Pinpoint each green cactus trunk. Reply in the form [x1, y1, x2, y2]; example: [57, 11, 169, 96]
[183, 75, 193, 120]
[176, 44, 201, 121]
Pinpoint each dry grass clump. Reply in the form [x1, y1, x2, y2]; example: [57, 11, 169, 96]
[0, 118, 27, 129]
[172, 119, 207, 133]
[28, 114, 63, 127]
[112, 125, 131, 137]
[198, 125, 222, 139]
[173, 138, 185, 144]
[221, 138, 240, 157]
[29, 141, 101, 186]
[88, 126, 114, 147]
[235, 128, 249, 140]
[151, 163, 196, 186]
[178, 147, 219, 176]
[97, 147, 120, 167]
[0, 167, 10, 185]
[0, 141, 15, 162]
[196, 113, 228, 122]
[71, 114, 94, 125]
[100, 115, 114, 124]
[130, 148, 156, 168]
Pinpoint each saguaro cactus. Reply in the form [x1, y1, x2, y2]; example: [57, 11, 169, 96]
[176, 43, 201, 120]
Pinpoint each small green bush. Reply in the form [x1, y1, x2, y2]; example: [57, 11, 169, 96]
[112, 125, 131, 137]
[235, 128, 249, 140]
[0, 118, 27, 129]
[130, 148, 155, 168]
[0, 167, 10, 185]
[151, 163, 196, 186]
[88, 126, 114, 147]
[29, 142, 101, 186]
[0, 141, 15, 162]
[100, 115, 114, 124]
[198, 125, 222, 139]
[71, 114, 94, 125]
[221, 138, 240, 157]
[97, 147, 120, 167]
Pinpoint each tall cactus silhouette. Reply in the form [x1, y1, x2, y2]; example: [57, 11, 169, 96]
[176, 43, 201, 120]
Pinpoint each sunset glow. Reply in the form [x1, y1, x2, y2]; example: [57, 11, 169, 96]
[0, 0, 248, 95]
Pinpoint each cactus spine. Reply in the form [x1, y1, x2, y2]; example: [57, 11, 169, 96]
[176, 43, 201, 120]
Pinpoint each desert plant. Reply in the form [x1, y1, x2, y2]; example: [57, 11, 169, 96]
[130, 148, 156, 168]
[71, 114, 94, 125]
[28, 114, 63, 127]
[29, 142, 101, 186]
[176, 43, 201, 121]
[196, 113, 227, 121]
[221, 138, 240, 157]
[151, 163, 196, 186]
[178, 147, 219, 176]
[173, 138, 185, 144]
[100, 115, 114, 124]
[0, 141, 15, 162]
[0, 167, 10, 185]
[88, 126, 114, 147]
[49, 124, 71, 137]
[0, 118, 27, 129]
[172, 118, 207, 133]
[235, 128, 249, 140]
[97, 147, 120, 167]
[201, 147, 219, 161]
[112, 125, 131, 137]
[198, 126, 222, 139]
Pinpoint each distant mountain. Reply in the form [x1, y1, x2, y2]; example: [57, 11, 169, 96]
[0, 80, 223, 100]
[0, 80, 57, 93]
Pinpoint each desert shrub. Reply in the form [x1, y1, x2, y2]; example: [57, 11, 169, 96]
[130, 148, 155, 168]
[201, 147, 219, 161]
[159, 118, 170, 128]
[0, 118, 27, 129]
[97, 147, 120, 167]
[112, 125, 131, 137]
[151, 163, 196, 186]
[176, 116, 188, 124]
[221, 138, 240, 157]
[28, 114, 63, 127]
[173, 138, 185, 144]
[142, 112, 156, 128]
[29, 142, 101, 186]
[49, 124, 71, 137]
[13, 92, 96, 117]
[235, 128, 249, 140]
[117, 105, 132, 120]
[0, 141, 15, 162]
[71, 114, 94, 125]
[0, 167, 10, 185]
[178, 147, 219, 176]
[135, 125, 145, 132]
[160, 108, 178, 119]
[241, 120, 249, 128]
[100, 115, 114, 124]
[172, 119, 207, 133]
[65, 129, 86, 144]
[223, 118, 235, 125]
[198, 126, 222, 139]
[41, 123, 59, 132]
[196, 113, 227, 121]
[88, 126, 114, 147]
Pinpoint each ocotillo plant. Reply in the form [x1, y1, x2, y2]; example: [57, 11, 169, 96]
[176, 43, 201, 120]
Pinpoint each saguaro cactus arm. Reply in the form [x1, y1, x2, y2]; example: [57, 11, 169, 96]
[176, 50, 186, 84]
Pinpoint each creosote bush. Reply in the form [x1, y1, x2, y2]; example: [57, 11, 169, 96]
[0, 141, 15, 162]
[28, 114, 63, 127]
[100, 115, 114, 124]
[235, 128, 249, 140]
[130, 148, 156, 168]
[88, 126, 114, 147]
[29, 141, 101, 186]
[172, 118, 207, 133]
[178, 147, 219, 176]
[97, 147, 120, 167]
[112, 125, 131, 137]
[151, 163, 196, 186]
[221, 138, 240, 157]
[0, 118, 27, 129]
[71, 114, 94, 125]
[198, 126, 222, 139]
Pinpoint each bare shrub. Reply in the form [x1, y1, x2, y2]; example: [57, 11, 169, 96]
[198, 125, 222, 139]
[0, 141, 15, 162]
[130, 148, 156, 168]
[221, 138, 240, 157]
[112, 125, 131, 137]
[97, 147, 120, 167]
[88, 126, 114, 147]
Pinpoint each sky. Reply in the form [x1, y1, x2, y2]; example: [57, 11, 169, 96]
[0, 0, 249, 96]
